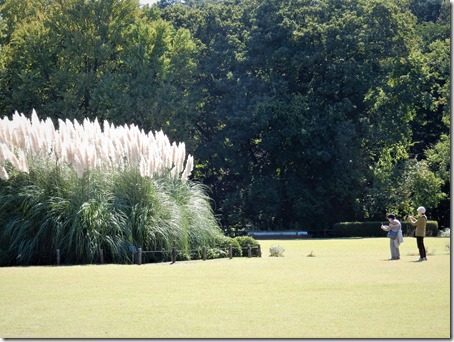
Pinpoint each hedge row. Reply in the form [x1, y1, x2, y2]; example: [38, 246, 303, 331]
[332, 221, 439, 238]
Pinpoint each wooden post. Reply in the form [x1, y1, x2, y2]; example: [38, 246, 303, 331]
[257, 244, 262, 257]
[247, 244, 252, 258]
[56, 249, 60, 266]
[129, 245, 137, 264]
[171, 247, 177, 264]
[100, 249, 104, 264]
[228, 244, 233, 259]
[202, 246, 207, 261]
[138, 248, 142, 265]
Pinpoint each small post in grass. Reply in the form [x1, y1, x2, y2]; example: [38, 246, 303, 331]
[56, 249, 60, 266]
[228, 244, 233, 259]
[100, 249, 104, 264]
[257, 244, 261, 257]
[247, 244, 252, 258]
[202, 246, 207, 261]
[129, 245, 137, 264]
[171, 247, 177, 264]
[138, 248, 142, 265]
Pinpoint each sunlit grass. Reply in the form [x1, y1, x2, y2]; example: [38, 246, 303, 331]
[0, 237, 449, 338]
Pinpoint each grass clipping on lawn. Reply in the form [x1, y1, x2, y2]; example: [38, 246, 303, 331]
[0, 237, 450, 338]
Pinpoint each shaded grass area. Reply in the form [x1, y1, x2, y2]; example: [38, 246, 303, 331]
[0, 237, 450, 338]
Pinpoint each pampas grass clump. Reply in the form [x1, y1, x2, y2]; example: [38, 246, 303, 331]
[269, 245, 285, 257]
[0, 111, 223, 266]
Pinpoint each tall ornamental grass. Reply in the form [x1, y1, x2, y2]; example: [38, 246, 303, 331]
[0, 111, 224, 266]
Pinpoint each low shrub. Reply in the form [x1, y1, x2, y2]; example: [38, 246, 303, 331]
[439, 228, 450, 238]
[401, 221, 439, 237]
[181, 235, 261, 260]
[332, 222, 381, 237]
[214, 235, 242, 257]
[206, 248, 228, 259]
[233, 236, 261, 257]
[269, 245, 285, 257]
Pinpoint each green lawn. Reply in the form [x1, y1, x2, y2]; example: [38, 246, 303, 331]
[0, 237, 450, 338]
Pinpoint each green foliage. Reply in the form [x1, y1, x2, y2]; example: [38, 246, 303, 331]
[168, 0, 449, 229]
[0, 160, 224, 266]
[205, 247, 228, 260]
[0, 0, 200, 141]
[233, 235, 260, 257]
[367, 157, 446, 218]
[426, 134, 450, 183]
[214, 235, 242, 257]
[0, 0, 450, 232]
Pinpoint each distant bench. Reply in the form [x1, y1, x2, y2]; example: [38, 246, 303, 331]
[248, 231, 311, 239]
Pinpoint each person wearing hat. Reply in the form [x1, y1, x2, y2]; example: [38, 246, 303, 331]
[380, 214, 403, 260]
[409, 206, 428, 262]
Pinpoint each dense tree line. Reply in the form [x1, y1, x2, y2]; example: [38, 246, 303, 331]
[0, 0, 450, 231]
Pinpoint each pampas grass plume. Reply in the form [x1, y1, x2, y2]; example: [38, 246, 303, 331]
[0, 111, 194, 181]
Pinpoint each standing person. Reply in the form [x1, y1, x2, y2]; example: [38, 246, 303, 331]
[381, 214, 403, 260]
[409, 206, 427, 262]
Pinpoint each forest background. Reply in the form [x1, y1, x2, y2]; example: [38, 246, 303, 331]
[0, 0, 450, 232]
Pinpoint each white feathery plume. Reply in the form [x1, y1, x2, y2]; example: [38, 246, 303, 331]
[106, 139, 117, 166]
[17, 149, 29, 173]
[31, 109, 40, 129]
[170, 166, 177, 178]
[148, 146, 158, 176]
[0, 120, 7, 147]
[0, 143, 5, 164]
[130, 131, 141, 165]
[65, 118, 75, 141]
[0, 166, 9, 180]
[171, 142, 177, 167]
[65, 141, 75, 165]
[89, 144, 97, 170]
[44, 117, 55, 145]
[28, 130, 38, 156]
[94, 135, 104, 162]
[103, 120, 111, 138]
[73, 154, 85, 178]
[53, 133, 62, 163]
[7, 149, 20, 170]
[73, 118, 82, 132]
[139, 156, 147, 177]
[181, 155, 194, 180]
[176, 142, 186, 176]
[12, 130, 24, 151]
[12, 112, 27, 150]
[59, 140, 69, 164]
[0, 112, 196, 181]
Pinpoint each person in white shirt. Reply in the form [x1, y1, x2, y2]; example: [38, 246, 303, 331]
[380, 213, 403, 260]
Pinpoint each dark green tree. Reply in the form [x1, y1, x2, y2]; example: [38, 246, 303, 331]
[0, 0, 200, 146]
[0, 0, 449, 231]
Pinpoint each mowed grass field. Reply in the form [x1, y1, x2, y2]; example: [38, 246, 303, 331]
[0, 237, 450, 338]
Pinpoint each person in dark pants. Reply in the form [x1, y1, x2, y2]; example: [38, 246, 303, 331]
[409, 206, 428, 262]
